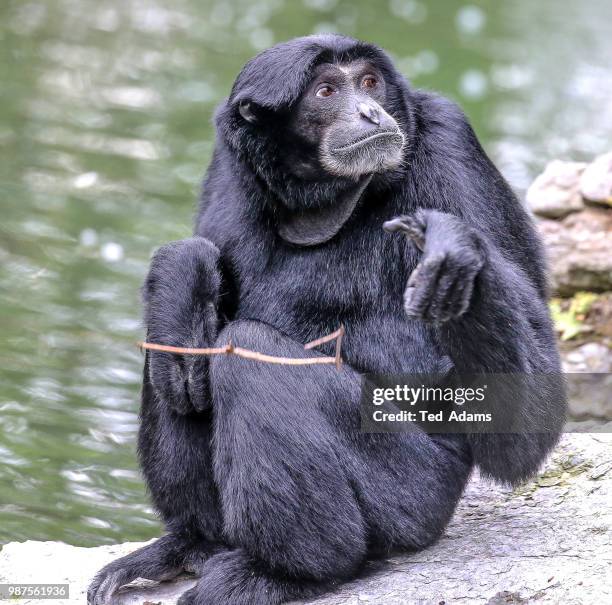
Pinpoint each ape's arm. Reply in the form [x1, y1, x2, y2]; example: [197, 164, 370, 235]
[385, 210, 559, 373]
[393, 93, 566, 484]
[142, 237, 221, 414]
[406, 92, 561, 370]
[444, 216, 565, 485]
[388, 208, 565, 485]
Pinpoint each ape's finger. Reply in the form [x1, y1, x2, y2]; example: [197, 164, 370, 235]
[424, 256, 463, 322]
[436, 271, 465, 322]
[150, 356, 193, 415]
[383, 215, 426, 250]
[383, 215, 416, 233]
[187, 357, 211, 412]
[436, 260, 475, 320]
[86, 579, 100, 605]
[404, 254, 445, 318]
[446, 268, 478, 319]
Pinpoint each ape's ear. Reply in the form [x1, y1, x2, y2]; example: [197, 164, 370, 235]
[238, 101, 258, 124]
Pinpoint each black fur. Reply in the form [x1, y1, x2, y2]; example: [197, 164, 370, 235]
[88, 35, 565, 605]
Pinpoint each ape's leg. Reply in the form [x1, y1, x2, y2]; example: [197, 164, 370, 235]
[88, 363, 227, 605]
[88, 238, 226, 605]
[138, 355, 223, 541]
[178, 320, 472, 605]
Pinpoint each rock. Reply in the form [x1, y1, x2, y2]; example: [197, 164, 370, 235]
[566, 372, 612, 420]
[562, 342, 612, 373]
[562, 343, 612, 420]
[586, 292, 612, 338]
[580, 151, 612, 206]
[1, 435, 611, 605]
[526, 159, 586, 218]
[537, 207, 612, 296]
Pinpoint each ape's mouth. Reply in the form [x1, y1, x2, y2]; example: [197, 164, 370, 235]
[332, 130, 404, 153]
[321, 127, 405, 179]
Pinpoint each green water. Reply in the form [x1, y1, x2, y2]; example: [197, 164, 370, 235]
[1, 0, 611, 546]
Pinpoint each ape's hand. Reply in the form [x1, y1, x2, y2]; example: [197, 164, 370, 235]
[143, 237, 221, 414]
[384, 210, 484, 323]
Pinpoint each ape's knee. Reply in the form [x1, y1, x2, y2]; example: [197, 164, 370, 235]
[144, 237, 220, 313]
[210, 319, 316, 406]
[214, 320, 302, 356]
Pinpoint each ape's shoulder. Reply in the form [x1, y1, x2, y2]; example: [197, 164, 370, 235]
[195, 140, 270, 253]
[411, 90, 483, 155]
[407, 90, 550, 297]
[414, 90, 466, 124]
[406, 89, 502, 200]
[196, 143, 242, 239]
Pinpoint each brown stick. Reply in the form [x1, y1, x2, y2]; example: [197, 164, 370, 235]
[334, 324, 345, 370]
[138, 342, 232, 356]
[304, 325, 345, 350]
[137, 326, 345, 369]
[230, 346, 338, 366]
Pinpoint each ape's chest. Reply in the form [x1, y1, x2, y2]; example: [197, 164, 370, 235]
[233, 231, 403, 321]
[226, 232, 444, 374]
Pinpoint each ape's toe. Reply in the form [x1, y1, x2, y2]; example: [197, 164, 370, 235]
[87, 569, 125, 605]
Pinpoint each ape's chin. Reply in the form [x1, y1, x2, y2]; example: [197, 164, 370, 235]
[321, 132, 405, 178]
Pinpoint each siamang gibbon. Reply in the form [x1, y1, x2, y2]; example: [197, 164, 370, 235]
[88, 35, 565, 605]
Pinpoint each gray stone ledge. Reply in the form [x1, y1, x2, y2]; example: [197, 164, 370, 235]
[1, 434, 610, 605]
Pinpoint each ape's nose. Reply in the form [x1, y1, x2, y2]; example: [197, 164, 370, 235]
[358, 102, 380, 126]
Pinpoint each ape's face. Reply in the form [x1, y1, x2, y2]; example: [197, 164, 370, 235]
[289, 59, 405, 178]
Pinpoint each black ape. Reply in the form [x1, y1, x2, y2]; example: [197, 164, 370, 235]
[88, 35, 565, 605]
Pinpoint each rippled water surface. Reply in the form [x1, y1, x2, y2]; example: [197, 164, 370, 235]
[1, 0, 611, 546]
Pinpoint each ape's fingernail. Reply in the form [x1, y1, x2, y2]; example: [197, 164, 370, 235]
[382, 218, 407, 233]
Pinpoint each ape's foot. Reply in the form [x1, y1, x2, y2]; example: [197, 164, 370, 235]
[143, 237, 221, 414]
[177, 549, 325, 605]
[384, 211, 484, 323]
[87, 534, 222, 605]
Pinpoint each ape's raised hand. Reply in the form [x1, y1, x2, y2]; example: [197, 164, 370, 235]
[384, 210, 484, 323]
[143, 237, 221, 414]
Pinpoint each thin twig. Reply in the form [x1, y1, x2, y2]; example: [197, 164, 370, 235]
[229, 346, 338, 366]
[137, 326, 345, 369]
[138, 342, 232, 356]
[304, 326, 345, 350]
[334, 325, 345, 370]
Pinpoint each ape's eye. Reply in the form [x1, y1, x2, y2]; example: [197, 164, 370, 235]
[315, 85, 335, 98]
[362, 76, 378, 89]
